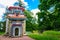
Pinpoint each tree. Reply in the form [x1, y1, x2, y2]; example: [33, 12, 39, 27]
[0, 21, 6, 32]
[18, 0, 39, 32]
[37, 0, 60, 32]
[24, 10, 33, 31]
[24, 10, 38, 32]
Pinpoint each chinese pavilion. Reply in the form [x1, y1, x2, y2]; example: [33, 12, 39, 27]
[5, 4, 26, 37]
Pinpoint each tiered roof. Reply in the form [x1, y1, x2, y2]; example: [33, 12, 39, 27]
[8, 6, 25, 11]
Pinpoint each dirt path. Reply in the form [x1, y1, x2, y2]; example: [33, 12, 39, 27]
[0, 36, 34, 40]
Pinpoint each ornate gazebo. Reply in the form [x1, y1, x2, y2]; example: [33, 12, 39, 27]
[5, 4, 26, 37]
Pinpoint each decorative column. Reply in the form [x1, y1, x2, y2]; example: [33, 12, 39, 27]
[5, 19, 9, 33]
[9, 21, 12, 36]
[23, 20, 26, 35]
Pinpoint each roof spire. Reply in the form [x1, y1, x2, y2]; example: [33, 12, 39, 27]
[18, 0, 25, 8]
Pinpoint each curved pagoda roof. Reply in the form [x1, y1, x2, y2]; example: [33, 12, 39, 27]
[8, 6, 25, 11]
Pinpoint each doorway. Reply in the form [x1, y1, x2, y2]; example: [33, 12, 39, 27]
[15, 28, 19, 36]
[11, 26, 22, 37]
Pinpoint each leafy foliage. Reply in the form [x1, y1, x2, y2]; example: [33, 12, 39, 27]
[0, 21, 6, 32]
[24, 10, 38, 31]
[37, 0, 60, 32]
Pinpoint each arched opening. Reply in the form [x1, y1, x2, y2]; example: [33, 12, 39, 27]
[15, 28, 19, 36]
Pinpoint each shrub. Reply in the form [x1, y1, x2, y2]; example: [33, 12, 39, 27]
[0, 31, 5, 35]
[43, 31, 60, 38]
[28, 31, 60, 40]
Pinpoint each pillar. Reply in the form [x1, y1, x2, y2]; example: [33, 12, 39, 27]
[5, 19, 9, 33]
[23, 20, 26, 35]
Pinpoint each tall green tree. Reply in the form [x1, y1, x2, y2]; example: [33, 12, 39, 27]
[24, 10, 38, 31]
[24, 10, 33, 31]
[37, 0, 60, 32]
[18, 0, 38, 32]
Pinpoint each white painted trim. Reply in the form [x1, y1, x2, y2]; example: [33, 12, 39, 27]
[13, 26, 22, 36]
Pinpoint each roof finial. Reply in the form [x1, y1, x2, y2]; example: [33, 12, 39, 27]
[18, 0, 25, 8]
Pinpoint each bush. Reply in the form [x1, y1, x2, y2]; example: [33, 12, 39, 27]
[43, 31, 60, 35]
[43, 31, 60, 38]
[0, 31, 5, 35]
[28, 31, 60, 40]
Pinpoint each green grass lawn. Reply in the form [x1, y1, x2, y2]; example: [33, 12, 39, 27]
[0, 31, 5, 35]
[28, 31, 60, 40]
